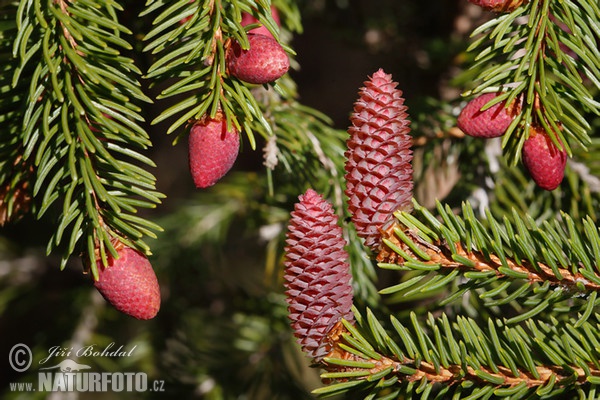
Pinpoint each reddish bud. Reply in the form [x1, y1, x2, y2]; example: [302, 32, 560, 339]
[344, 69, 413, 251]
[226, 33, 289, 84]
[522, 127, 567, 191]
[284, 189, 354, 361]
[457, 92, 518, 138]
[189, 115, 240, 188]
[468, 0, 527, 12]
[94, 246, 161, 320]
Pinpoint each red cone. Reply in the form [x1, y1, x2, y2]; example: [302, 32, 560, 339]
[94, 246, 161, 320]
[522, 127, 567, 191]
[344, 69, 413, 251]
[226, 33, 289, 84]
[284, 189, 354, 361]
[188, 115, 240, 188]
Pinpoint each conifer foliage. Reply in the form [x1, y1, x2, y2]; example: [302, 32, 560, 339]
[281, 1, 600, 398]
[2, 0, 600, 398]
[3, 0, 163, 278]
[463, 0, 600, 181]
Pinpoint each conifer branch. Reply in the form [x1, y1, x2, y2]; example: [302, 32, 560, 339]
[8, 0, 163, 274]
[316, 312, 600, 398]
[464, 0, 600, 164]
[0, 3, 33, 225]
[377, 199, 600, 322]
[142, 0, 296, 145]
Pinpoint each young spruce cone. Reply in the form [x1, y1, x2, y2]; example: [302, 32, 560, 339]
[284, 189, 354, 361]
[457, 92, 518, 138]
[226, 33, 289, 84]
[188, 113, 240, 188]
[344, 69, 413, 251]
[94, 245, 161, 320]
[522, 126, 567, 191]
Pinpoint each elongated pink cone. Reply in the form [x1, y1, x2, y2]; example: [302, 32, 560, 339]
[188, 115, 240, 188]
[457, 92, 518, 138]
[226, 33, 289, 84]
[522, 127, 567, 191]
[284, 189, 354, 361]
[94, 246, 161, 320]
[344, 69, 413, 251]
[468, 0, 527, 12]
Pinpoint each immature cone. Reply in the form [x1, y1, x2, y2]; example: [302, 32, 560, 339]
[226, 33, 289, 84]
[344, 69, 413, 251]
[241, 6, 281, 37]
[522, 126, 567, 191]
[457, 92, 517, 138]
[468, 0, 527, 12]
[188, 115, 240, 188]
[284, 189, 354, 361]
[94, 246, 161, 320]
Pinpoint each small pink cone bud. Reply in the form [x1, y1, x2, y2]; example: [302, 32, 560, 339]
[457, 92, 518, 138]
[284, 189, 354, 361]
[94, 246, 161, 320]
[188, 115, 240, 188]
[226, 33, 289, 84]
[344, 69, 413, 251]
[522, 126, 567, 191]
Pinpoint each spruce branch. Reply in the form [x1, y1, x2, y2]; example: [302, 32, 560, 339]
[315, 310, 600, 399]
[284, 53, 600, 395]
[0, 3, 33, 225]
[463, 0, 600, 164]
[142, 0, 296, 145]
[409, 101, 600, 225]
[376, 199, 600, 323]
[1, 0, 45, 225]
[9, 0, 163, 274]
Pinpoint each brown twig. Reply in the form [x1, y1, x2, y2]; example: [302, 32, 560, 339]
[55, 0, 78, 50]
